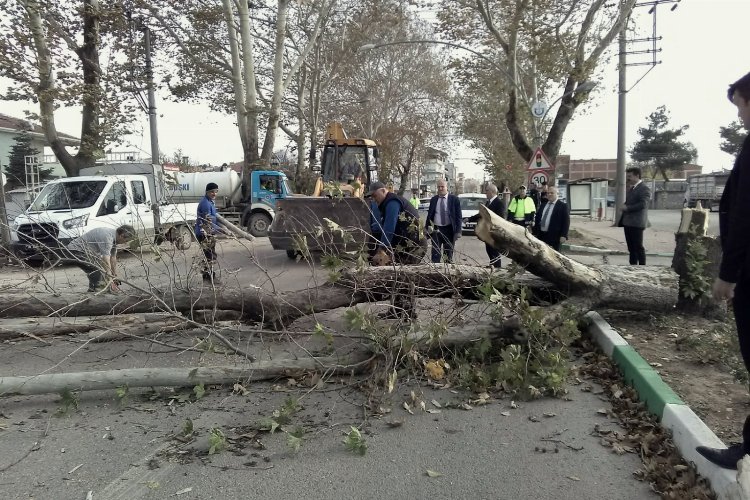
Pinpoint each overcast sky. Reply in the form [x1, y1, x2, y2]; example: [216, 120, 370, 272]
[1, 0, 746, 181]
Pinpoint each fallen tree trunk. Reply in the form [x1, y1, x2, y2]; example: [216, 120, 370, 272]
[473, 205, 679, 311]
[0, 352, 373, 396]
[0, 284, 364, 327]
[0, 207, 677, 329]
[341, 264, 557, 299]
[0, 313, 182, 340]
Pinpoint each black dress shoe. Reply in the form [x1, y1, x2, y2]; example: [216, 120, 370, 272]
[696, 443, 746, 469]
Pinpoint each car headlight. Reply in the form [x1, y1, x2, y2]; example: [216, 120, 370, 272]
[63, 215, 89, 229]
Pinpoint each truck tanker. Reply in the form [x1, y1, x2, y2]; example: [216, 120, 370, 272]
[167, 169, 292, 237]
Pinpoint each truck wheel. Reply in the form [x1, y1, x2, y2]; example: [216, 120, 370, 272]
[174, 225, 193, 250]
[248, 213, 272, 237]
[286, 249, 298, 260]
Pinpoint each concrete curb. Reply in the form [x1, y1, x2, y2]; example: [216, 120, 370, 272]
[585, 311, 742, 499]
[562, 243, 674, 258]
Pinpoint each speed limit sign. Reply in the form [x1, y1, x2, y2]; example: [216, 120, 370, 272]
[528, 170, 549, 187]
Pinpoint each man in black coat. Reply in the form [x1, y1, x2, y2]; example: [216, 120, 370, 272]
[467, 183, 505, 268]
[533, 186, 569, 251]
[696, 71, 750, 470]
[618, 166, 651, 265]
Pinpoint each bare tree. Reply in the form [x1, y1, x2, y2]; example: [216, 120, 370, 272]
[439, 0, 637, 163]
[143, 0, 334, 193]
[0, 0, 139, 175]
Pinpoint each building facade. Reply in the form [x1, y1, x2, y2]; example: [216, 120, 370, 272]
[0, 113, 78, 184]
[420, 147, 448, 195]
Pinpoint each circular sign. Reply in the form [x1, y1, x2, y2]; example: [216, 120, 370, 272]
[531, 101, 547, 118]
[528, 170, 549, 187]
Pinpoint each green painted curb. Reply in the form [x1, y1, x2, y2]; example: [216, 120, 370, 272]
[611, 345, 684, 416]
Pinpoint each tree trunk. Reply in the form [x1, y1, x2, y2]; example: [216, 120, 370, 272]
[473, 205, 678, 311]
[672, 207, 725, 317]
[0, 353, 373, 396]
[0, 285, 364, 328]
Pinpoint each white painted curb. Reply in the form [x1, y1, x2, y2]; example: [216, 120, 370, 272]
[662, 404, 739, 499]
[585, 311, 628, 356]
[587, 312, 743, 499]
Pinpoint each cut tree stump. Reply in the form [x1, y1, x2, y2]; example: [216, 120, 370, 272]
[672, 207, 724, 317]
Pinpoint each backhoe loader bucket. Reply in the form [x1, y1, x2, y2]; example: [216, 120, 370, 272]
[268, 196, 374, 256]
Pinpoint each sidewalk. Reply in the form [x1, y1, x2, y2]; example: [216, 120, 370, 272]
[566, 215, 675, 258]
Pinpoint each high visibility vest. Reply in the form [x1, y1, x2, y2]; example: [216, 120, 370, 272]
[508, 196, 536, 220]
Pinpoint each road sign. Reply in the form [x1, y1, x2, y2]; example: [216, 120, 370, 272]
[531, 101, 547, 118]
[526, 147, 554, 171]
[528, 170, 549, 187]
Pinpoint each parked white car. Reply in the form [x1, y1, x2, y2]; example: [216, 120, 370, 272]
[459, 193, 486, 234]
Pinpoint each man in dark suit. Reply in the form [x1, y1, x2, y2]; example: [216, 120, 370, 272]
[618, 166, 650, 265]
[467, 183, 505, 267]
[533, 186, 569, 251]
[426, 179, 462, 263]
[696, 70, 750, 469]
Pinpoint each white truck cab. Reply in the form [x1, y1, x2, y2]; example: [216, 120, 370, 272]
[11, 163, 198, 262]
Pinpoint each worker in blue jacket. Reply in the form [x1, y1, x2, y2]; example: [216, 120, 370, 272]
[195, 182, 222, 284]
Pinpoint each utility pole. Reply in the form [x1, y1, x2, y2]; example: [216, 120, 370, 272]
[613, 0, 680, 224]
[614, 27, 628, 224]
[143, 26, 160, 166]
[0, 172, 10, 251]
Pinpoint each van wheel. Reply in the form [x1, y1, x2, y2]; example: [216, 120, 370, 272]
[286, 249, 298, 260]
[174, 225, 193, 250]
[248, 213, 272, 237]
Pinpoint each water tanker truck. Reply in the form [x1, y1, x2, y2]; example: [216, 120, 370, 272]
[167, 169, 292, 237]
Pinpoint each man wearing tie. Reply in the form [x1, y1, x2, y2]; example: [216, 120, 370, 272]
[426, 179, 462, 263]
[533, 186, 570, 251]
[467, 184, 505, 267]
[618, 166, 651, 265]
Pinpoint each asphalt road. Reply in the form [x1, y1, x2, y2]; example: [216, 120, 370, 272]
[0, 219, 689, 500]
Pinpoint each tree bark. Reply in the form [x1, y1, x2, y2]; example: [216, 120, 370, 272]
[473, 205, 678, 311]
[0, 285, 365, 328]
[0, 353, 373, 396]
[672, 208, 725, 317]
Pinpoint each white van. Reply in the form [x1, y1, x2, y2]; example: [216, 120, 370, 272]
[458, 193, 487, 234]
[10, 166, 198, 262]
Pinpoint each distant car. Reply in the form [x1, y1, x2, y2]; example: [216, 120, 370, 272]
[418, 197, 431, 211]
[458, 193, 486, 234]
[607, 194, 615, 207]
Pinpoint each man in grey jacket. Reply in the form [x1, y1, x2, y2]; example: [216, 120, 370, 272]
[619, 167, 650, 265]
[64, 225, 136, 292]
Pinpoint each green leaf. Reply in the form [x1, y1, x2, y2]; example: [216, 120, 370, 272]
[343, 426, 367, 456]
[181, 418, 194, 437]
[208, 428, 226, 455]
[193, 383, 206, 400]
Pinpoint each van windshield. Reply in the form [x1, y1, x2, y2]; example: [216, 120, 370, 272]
[460, 197, 485, 210]
[29, 181, 107, 211]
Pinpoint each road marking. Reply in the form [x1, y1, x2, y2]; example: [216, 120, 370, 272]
[97, 441, 176, 500]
